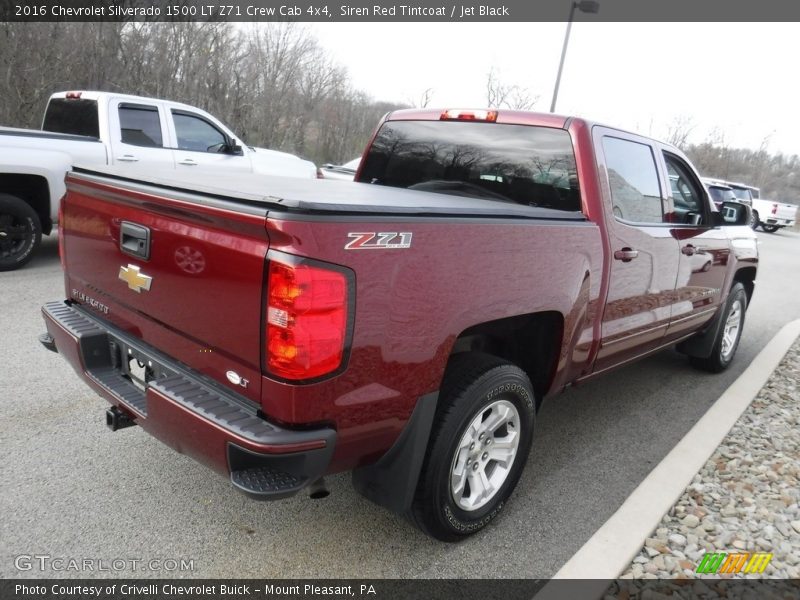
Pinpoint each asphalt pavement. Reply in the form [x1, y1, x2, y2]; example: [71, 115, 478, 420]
[1, 229, 799, 579]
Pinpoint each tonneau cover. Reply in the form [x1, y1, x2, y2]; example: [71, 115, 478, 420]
[72, 166, 586, 221]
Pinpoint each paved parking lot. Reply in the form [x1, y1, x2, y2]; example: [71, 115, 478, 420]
[2, 230, 799, 579]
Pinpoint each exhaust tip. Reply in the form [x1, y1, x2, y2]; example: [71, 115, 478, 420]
[307, 478, 330, 500]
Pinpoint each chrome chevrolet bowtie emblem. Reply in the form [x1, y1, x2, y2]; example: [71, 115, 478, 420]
[118, 264, 153, 293]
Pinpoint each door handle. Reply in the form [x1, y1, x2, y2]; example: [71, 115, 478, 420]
[682, 244, 697, 256]
[116, 155, 139, 162]
[613, 248, 639, 262]
[178, 159, 198, 166]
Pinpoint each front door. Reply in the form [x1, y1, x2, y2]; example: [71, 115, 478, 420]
[660, 150, 730, 339]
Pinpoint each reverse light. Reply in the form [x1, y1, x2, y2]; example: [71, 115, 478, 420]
[440, 109, 498, 122]
[266, 258, 351, 380]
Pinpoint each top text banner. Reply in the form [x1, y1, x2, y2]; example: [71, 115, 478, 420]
[4, 0, 800, 22]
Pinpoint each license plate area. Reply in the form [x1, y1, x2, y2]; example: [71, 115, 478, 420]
[111, 339, 175, 392]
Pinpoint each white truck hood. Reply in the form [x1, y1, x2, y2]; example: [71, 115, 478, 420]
[249, 146, 317, 179]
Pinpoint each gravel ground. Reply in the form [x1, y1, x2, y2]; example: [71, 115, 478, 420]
[618, 337, 800, 582]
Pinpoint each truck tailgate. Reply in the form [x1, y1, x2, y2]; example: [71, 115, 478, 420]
[60, 171, 270, 403]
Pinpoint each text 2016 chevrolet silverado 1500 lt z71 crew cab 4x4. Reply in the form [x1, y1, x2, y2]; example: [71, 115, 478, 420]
[0, 91, 316, 271]
[40, 109, 757, 541]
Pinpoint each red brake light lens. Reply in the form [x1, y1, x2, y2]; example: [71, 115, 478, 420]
[57, 193, 66, 269]
[266, 259, 349, 380]
[65, 92, 82, 99]
[771, 203, 778, 215]
[440, 109, 498, 122]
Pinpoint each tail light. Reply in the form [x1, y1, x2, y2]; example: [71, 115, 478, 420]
[57, 193, 66, 269]
[771, 203, 778, 215]
[265, 256, 351, 380]
[316, 167, 324, 179]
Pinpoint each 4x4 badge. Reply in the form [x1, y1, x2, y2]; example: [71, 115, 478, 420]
[119, 264, 153, 293]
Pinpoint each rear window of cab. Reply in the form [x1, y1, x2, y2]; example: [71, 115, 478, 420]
[357, 120, 581, 212]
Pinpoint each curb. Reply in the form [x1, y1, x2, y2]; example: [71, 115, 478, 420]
[534, 318, 800, 599]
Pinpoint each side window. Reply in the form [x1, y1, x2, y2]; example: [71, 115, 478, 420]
[664, 153, 705, 224]
[172, 111, 227, 153]
[602, 136, 664, 224]
[119, 103, 163, 147]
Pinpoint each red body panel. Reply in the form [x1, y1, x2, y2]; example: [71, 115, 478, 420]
[62, 177, 268, 405]
[262, 217, 602, 471]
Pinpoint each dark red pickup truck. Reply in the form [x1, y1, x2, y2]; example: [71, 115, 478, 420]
[40, 109, 758, 541]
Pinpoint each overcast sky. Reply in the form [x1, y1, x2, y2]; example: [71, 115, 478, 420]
[309, 22, 800, 156]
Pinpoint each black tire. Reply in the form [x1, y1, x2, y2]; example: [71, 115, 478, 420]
[408, 353, 535, 542]
[690, 283, 747, 373]
[761, 224, 780, 233]
[0, 193, 42, 272]
[750, 210, 760, 230]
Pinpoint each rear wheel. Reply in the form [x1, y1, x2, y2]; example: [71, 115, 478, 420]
[750, 210, 760, 230]
[761, 224, 780, 233]
[408, 353, 535, 542]
[0, 193, 41, 272]
[690, 283, 747, 373]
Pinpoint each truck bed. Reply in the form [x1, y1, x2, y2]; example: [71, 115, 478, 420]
[72, 166, 588, 221]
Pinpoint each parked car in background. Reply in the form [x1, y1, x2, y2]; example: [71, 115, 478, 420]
[704, 182, 738, 208]
[0, 90, 317, 271]
[702, 178, 759, 228]
[751, 197, 798, 233]
[701, 178, 753, 206]
[318, 157, 360, 181]
[702, 176, 797, 232]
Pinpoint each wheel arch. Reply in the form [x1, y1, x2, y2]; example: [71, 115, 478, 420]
[446, 311, 564, 409]
[733, 266, 756, 306]
[0, 173, 53, 234]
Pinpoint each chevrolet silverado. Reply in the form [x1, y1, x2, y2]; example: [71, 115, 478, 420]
[40, 108, 757, 541]
[0, 90, 316, 271]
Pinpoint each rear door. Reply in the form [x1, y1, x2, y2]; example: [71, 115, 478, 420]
[592, 129, 680, 373]
[107, 98, 175, 171]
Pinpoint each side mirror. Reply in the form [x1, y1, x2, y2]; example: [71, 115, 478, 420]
[224, 135, 244, 156]
[717, 201, 751, 226]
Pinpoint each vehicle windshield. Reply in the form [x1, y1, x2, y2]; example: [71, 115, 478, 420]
[358, 120, 581, 212]
[730, 187, 752, 201]
[42, 98, 100, 138]
[707, 186, 737, 204]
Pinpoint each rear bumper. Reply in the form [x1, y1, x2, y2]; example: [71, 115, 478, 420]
[40, 301, 336, 500]
[763, 217, 794, 227]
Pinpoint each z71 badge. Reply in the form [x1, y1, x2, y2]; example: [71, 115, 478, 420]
[345, 232, 412, 250]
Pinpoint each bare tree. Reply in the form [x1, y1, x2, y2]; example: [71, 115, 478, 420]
[485, 66, 538, 110]
[665, 115, 696, 150]
[406, 87, 433, 108]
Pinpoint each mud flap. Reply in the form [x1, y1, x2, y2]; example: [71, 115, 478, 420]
[351, 391, 438, 514]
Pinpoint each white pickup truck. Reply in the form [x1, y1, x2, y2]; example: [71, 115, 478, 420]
[0, 91, 317, 271]
[751, 198, 798, 233]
